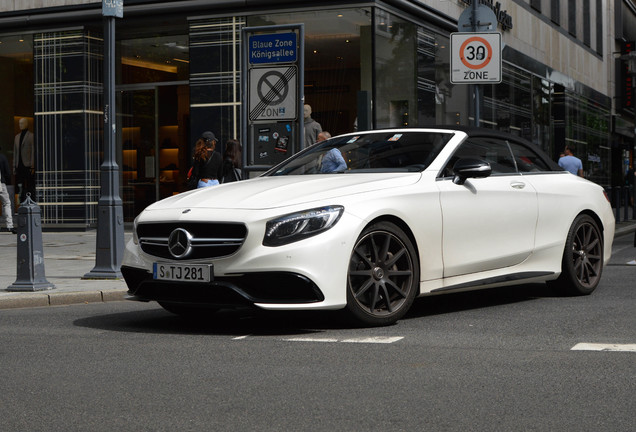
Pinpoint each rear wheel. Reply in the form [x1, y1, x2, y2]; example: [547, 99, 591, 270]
[552, 214, 603, 295]
[346, 222, 419, 326]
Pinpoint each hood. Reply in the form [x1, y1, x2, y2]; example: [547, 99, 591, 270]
[145, 174, 421, 211]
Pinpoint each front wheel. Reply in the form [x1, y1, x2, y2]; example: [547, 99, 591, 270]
[552, 214, 603, 295]
[346, 222, 419, 326]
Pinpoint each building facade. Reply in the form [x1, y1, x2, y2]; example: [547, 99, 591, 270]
[0, 0, 626, 227]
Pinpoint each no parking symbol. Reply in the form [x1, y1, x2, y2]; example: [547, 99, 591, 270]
[249, 66, 297, 121]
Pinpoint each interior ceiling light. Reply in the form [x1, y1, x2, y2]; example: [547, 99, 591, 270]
[121, 57, 177, 73]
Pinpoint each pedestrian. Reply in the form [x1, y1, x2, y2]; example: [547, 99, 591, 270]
[320, 147, 347, 173]
[221, 139, 242, 183]
[192, 131, 223, 188]
[13, 117, 35, 202]
[0, 145, 16, 233]
[317, 131, 331, 142]
[303, 104, 322, 147]
[558, 145, 584, 177]
[625, 166, 634, 207]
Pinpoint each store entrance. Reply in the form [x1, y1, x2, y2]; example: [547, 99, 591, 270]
[120, 83, 189, 221]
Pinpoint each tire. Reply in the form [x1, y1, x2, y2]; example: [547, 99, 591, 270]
[346, 222, 419, 326]
[552, 214, 603, 295]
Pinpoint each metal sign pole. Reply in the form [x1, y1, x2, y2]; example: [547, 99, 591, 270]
[471, 0, 480, 127]
[84, 0, 124, 279]
[241, 24, 304, 176]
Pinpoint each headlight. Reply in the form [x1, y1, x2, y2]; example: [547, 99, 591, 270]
[263, 205, 344, 246]
[132, 215, 140, 245]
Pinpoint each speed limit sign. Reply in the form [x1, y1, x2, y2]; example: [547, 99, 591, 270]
[450, 32, 501, 84]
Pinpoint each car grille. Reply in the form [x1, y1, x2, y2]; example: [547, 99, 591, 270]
[137, 222, 247, 260]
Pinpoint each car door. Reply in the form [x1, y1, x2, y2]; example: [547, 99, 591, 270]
[437, 136, 539, 278]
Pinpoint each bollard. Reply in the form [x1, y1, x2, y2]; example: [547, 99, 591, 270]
[7, 194, 55, 292]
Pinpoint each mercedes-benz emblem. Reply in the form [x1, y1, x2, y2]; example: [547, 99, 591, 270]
[168, 228, 193, 259]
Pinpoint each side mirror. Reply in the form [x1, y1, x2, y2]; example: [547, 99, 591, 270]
[452, 158, 492, 185]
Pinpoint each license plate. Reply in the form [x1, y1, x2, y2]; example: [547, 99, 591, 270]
[153, 263, 213, 282]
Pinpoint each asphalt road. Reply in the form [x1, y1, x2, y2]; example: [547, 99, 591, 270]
[1, 236, 634, 432]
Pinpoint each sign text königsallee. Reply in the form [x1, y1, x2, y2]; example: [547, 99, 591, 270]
[249, 33, 297, 64]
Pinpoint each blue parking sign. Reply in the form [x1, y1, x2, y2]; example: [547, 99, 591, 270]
[249, 33, 297, 64]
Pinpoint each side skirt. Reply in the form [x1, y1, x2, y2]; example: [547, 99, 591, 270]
[431, 271, 555, 293]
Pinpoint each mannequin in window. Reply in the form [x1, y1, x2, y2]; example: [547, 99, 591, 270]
[303, 104, 322, 147]
[13, 117, 35, 202]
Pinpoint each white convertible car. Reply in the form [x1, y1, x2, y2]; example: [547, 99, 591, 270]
[121, 128, 615, 326]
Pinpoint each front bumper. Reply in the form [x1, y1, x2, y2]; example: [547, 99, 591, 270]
[122, 265, 325, 307]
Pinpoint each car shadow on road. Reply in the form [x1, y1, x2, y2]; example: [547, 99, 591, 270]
[73, 305, 357, 336]
[74, 283, 561, 335]
[406, 282, 560, 320]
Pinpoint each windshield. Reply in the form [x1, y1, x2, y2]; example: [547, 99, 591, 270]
[268, 131, 453, 176]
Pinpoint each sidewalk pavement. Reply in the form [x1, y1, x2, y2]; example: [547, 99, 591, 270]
[0, 231, 131, 310]
[1, 220, 636, 311]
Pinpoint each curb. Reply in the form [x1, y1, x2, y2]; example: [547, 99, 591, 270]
[615, 223, 636, 238]
[0, 288, 129, 310]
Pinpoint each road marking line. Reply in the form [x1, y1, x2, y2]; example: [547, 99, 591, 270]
[233, 335, 250, 340]
[285, 337, 339, 343]
[571, 343, 636, 352]
[340, 336, 404, 344]
[284, 336, 404, 344]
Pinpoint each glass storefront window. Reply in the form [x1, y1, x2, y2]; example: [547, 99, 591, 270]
[118, 33, 190, 221]
[248, 8, 371, 136]
[416, 28, 466, 126]
[0, 34, 34, 190]
[120, 35, 189, 84]
[532, 77, 552, 155]
[483, 65, 532, 138]
[377, 10, 468, 129]
[375, 10, 417, 129]
[565, 93, 610, 185]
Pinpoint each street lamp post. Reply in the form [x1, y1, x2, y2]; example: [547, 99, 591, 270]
[84, 0, 124, 279]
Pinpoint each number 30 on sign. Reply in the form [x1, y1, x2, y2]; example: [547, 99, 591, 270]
[450, 32, 501, 84]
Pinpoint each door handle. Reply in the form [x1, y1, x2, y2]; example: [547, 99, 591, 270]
[510, 181, 526, 189]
